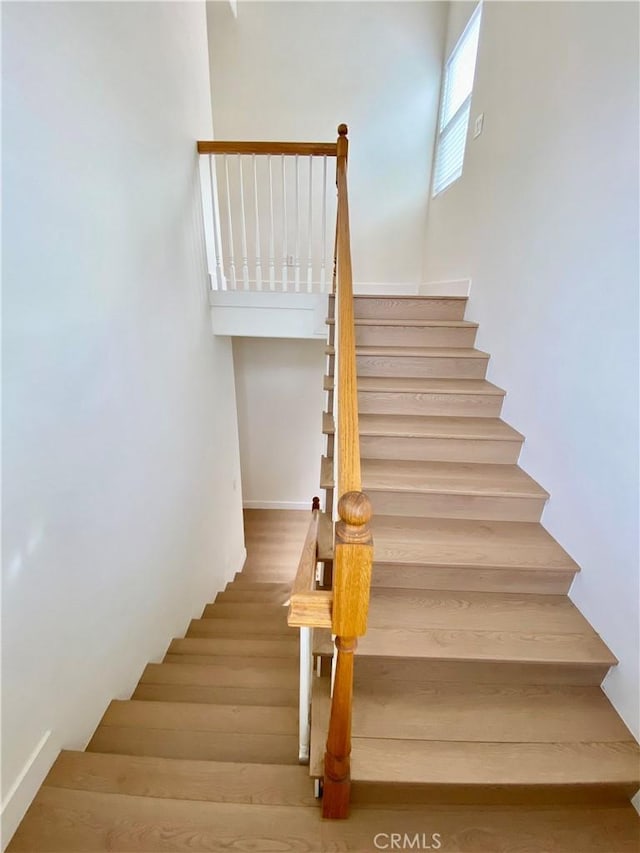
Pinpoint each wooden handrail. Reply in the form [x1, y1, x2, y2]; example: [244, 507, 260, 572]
[322, 125, 374, 820]
[197, 140, 338, 157]
[288, 498, 333, 629]
[334, 125, 362, 498]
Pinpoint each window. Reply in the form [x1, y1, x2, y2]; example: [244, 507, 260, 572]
[432, 5, 482, 196]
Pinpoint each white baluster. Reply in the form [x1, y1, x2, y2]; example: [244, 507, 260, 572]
[294, 154, 300, 292]
[223, 154, 237, 290]
[209, 155, 226, 290]
[281, 155, 288, 292]
[238, 155, 249, 290]
[253, 154, 262, 291]
[307, 156, 313, 292]
[320, 155, 328, 293]
[268, 155, 276, 291]
[298, 626, 312, 763]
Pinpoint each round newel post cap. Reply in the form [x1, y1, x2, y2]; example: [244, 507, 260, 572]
[337, 123, 348, 137]
[338, 491, 372, 527]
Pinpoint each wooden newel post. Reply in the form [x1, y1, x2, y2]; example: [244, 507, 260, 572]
[322, 490, 373, 819]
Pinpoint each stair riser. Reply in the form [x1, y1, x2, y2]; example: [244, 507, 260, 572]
[168, 638, 298, 658]
[132, 684, 298, 707]
[202, 604, 288, 619]
[367, 491, 547, 522]
[358, 391, 504, 418]
[187, 621, 294, 638]
[355, 326, 477, 348]
[349, 781, 640, 808]
[354, 658, 610, 686]
[360, 435, 522, 465]
[357, 354, 488, 379]
[215, 591, 290, 604]
[87, 728, 299, 765]
[334, 296, 467, 321]
[371, 563, 575, 595]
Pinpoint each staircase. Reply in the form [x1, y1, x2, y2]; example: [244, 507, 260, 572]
[8, 509, 640, 850]
[8, 297, 640, 852]
[312, 294, 640, 815]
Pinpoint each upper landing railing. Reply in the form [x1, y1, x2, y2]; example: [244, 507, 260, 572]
[197, 138, 338, 293]
[197, 127, 373, 820]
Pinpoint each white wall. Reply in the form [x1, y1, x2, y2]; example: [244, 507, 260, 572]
[207, 0, 447, 288]
[425, 2, 639, 738]
[232, 338, 326, 508]
[1, 3, 244, 844]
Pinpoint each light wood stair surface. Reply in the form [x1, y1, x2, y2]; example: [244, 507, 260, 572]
[324, 411, 524, 463]
[10, 282, 640, 849]
[330, 293, 469, 320]
[310, 678, 639, 791]
[369, 515, 579, 594]
[326, 315, 479, 347]
[317, 292, 639, 827]
[9, 506, 639, 850]
[325, 373, 508, 417]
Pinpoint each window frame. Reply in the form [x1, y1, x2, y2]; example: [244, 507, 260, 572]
[432, 3, 483, 197]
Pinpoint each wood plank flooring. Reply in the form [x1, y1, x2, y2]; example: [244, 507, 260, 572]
[315, 293, 640, 830]
[8, 292, 640, 851]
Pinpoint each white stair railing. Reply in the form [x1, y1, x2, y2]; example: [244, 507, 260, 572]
[197, 139, 338, 293]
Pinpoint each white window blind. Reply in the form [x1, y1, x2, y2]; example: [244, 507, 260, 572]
[433, 5, 482, 196]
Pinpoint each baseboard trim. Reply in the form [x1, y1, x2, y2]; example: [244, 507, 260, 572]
[353, 280, 471, 296]
[1, 729, 56, 850]
[353, 282, 419, 295]
[243, 500, 311, 510]
[419, 278, 471, 297]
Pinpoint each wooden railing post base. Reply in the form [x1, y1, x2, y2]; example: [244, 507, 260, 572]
[322, 634, 357, 819]
[322, 764, 351, 819]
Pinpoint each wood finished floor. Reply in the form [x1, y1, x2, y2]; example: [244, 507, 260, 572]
[8, 509, 640, 851]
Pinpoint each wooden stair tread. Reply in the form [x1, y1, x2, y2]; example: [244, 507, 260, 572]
[310, 681, 638, 786]
[225, 580, 291, 592]
[132, 683, 298, 707]
[325, 374, 506, 395]
[326, 344, 489, 359]
[371, 516, 579, 572]
[163, 653, 297, 668]
[168, 637, 298, 658]
[360, 458, 549, 498]
[312, 627, 334, 656]
[317, 511, 333, 561]
[326, 317, 478, 328]
[140, 662, 297, 688]
[87, 727, 300, 765]
[350, 681, 635, 743]
[349, 741, 640, 788]
[187, 617, 295, 638]
[215, 589, 291, 604]
[320, 455, 333, 488]
[357, 345, 489, 359]
[11, 787, 640, 853]
[97, 700, 298, 734]
[359, 626, 616, 666]
[43, 751, 317, 806]
[202, 603, 288, 619]
[365, 588, 611, 637]
[331, 293, 468, 300]
[322, 411, 334, 434]
[357, 414, 523, 441]
[357, 589, 616, 666]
